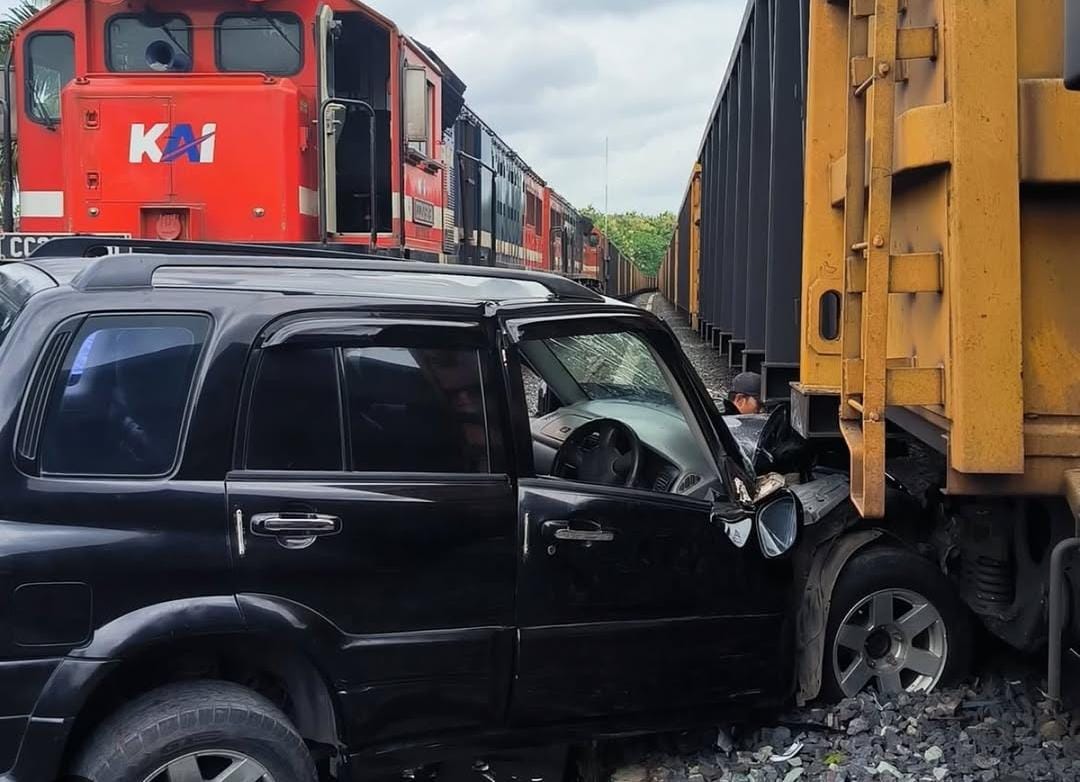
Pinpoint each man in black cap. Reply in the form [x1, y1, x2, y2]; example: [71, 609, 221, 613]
[724, 371, 763, 416]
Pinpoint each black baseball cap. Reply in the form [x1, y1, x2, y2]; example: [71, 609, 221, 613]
[730, 371, 762, 398]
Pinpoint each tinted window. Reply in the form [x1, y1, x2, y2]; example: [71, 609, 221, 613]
[216, 14, 302, 75]
[107, 14, 192, 72]
[40, 315, 209, 476]
[343, 347, 489, 473]
[25, 33, 74, 124]
[246, 348, 344, 471]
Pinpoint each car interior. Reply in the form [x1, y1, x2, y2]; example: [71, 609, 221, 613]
[516, 328, 721, 500]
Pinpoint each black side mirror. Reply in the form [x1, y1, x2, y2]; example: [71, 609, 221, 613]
[1066, 0, 1080, 89]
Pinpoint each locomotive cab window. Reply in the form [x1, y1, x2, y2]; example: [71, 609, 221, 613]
[216, 13, 302, 75]
[25, 33, 74, 125]
[107, 14, 192, 73]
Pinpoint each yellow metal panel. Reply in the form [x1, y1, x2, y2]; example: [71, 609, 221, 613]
[1016, 0, 1063, 79]
[889, 252, 942, 293]
[893, 103, 952, 174]
[886, 367, 943, 406]
[1019, 80, 1080, 184]
[896, 26, 938, 61]
[799, 0, 850, 389]
[1019, 194, 1080, 416]
[942, 0, 1023, 474]
[689, 164, 702, 327]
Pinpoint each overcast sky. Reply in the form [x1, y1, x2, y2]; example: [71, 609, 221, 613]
[372, 0, 745, 214]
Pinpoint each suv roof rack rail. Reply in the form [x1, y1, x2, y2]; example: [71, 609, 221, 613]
[32, 236, 386, 261]
[36, 244, 603, 303]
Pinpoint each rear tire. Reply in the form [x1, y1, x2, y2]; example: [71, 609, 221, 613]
[821, 545, 971, 701]
[69, 680, 317, 782]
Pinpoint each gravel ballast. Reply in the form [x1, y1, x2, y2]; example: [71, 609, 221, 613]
[609, 293, 1076, 782]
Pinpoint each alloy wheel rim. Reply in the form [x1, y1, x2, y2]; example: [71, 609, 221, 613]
[832, 587, 948, 697]
[142, 750, 274, 782]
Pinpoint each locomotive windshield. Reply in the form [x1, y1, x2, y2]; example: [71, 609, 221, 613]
[216, 13, 303, 75]
[107, 13, 192, 72]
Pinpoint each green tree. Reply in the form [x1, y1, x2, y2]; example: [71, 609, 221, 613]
[581, 206, 676, 277]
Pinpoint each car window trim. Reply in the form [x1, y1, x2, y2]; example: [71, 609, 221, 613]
[23, 311, 213, 480]
[238, 315, 501, 475]
[503, 311, 726, 488]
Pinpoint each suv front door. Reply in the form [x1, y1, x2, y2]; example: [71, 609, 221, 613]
[505, 314, 794, 726]
[227, 313, 516, 748]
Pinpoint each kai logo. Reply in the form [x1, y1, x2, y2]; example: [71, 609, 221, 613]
[129, 123, 217, 164]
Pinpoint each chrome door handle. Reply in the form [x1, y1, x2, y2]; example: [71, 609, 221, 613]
[541, 520, 615, 543]
[250, 512, 341, 537]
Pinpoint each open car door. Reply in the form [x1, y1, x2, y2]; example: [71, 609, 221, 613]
[316, 5, 340, 237]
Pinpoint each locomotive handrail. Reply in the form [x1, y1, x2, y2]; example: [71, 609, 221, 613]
[319, 97, 378, 251]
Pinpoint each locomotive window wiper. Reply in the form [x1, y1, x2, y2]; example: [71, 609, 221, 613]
[258, 12, 301, 58]
[159, 24, 190, 61]
[25, 77, 57, 130]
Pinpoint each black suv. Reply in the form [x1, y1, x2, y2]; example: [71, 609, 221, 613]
[0, 250, 872, 782]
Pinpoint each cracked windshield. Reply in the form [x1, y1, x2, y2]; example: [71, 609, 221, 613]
[546, 332, 673, 406]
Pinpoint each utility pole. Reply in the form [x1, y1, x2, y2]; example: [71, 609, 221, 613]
[604, 137, 609, 238]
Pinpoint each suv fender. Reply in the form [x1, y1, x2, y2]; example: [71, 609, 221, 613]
[795, 529, 882, 704]
[66, 596, 245, 662]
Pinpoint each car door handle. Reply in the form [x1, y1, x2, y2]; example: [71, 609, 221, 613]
[250, 512, 341, 537]
[541, 520, 615, 543]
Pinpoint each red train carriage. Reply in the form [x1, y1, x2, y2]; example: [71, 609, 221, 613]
[13, 0, 461, 260]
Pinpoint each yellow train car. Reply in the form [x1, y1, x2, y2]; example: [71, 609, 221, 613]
[670, 0, 1080, 697]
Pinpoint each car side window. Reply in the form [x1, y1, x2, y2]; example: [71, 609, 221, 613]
[38, 314, 209, 476]
[245, 348, 344, 471]
[342, 346, 489, 473]
[243, 343, 493, 474]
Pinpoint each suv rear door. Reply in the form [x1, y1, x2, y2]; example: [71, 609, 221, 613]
[227, 313, 516, 748]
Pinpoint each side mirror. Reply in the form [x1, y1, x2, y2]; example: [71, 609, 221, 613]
[1067, 0, 1080, 90]
[756, 492, 801, 558]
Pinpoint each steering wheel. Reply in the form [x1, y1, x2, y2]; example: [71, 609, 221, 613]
[551, 418, 643, 488]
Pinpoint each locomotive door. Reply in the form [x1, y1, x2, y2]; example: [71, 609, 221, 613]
[316, 5, 340, 237]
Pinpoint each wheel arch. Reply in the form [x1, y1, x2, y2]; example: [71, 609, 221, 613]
[794, 528, 884, 704]
[49, 596, 344, 772]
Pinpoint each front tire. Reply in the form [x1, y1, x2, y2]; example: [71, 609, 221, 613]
[821, 545, 971, 701]
[69, 680, 318, 782]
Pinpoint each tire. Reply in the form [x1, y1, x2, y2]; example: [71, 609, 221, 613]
[821, 545, 971, 701]
[69, 680, 318, 782]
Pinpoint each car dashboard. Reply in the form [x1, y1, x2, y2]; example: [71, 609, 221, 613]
[529, 399, 718, 498]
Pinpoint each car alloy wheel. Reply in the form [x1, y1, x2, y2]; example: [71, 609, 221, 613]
[143, 750, 275, 782]
[831, 587, 948, 697]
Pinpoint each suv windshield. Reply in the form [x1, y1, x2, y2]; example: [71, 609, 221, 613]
[0, 264, 55, 348]
[544, 331, 674, 406]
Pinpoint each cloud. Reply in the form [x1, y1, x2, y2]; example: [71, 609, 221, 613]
[372, 0, 747, 214]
